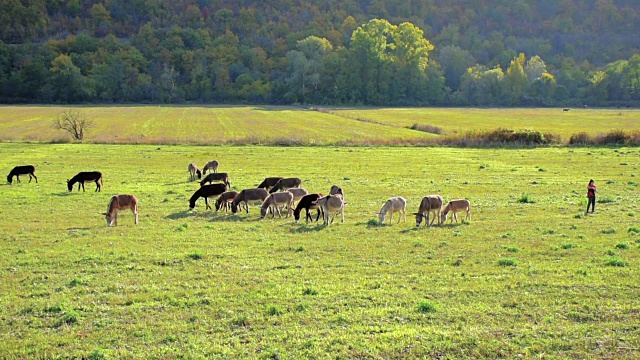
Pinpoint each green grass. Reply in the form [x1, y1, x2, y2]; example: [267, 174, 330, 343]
[2, 105, 640, 145]
[0, 143, 639, 358]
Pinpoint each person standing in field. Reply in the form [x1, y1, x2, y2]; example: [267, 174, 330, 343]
[586, 179, 596, 214]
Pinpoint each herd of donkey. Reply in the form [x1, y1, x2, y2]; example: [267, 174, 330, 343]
[6, 160, 471, 228]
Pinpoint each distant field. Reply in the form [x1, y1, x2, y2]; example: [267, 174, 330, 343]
[327, 107, 640, 138]
[1, 105, 639, 145]
[0, 105, 434, 145]
[1, 143, 639, 358]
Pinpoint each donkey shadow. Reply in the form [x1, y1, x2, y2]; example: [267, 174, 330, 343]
[165, 211, 197, 220]
[51, 191, 74, 197]
[209, 213, 262, 223]
[289, 223, 324, 233]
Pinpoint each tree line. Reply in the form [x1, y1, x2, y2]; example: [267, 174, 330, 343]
[1, 0, 639, 106]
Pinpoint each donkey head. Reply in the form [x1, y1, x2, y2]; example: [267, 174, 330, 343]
[412, 212, 425, 228]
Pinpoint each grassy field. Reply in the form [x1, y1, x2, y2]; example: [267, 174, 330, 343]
[327, 107, 640, 139]
[1, 142, 639, 358]
[1, 105, 639, 145]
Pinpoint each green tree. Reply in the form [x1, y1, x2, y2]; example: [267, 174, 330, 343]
[390, 22, 434, 104]
[437, 45, 475, 91]
[503, 53, 528, 105]
[48, 54, 92, 102]
[524, 55, 547, 82]
[349, 19, 395, 104]
[286, 36, 332, 103]
[90, 3, 112, 37]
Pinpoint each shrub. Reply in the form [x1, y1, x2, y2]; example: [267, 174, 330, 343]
[505, 246, 519, 253]
[517, 194, 535, 203]
[498, 258, 517, 266]
[56, 309, 80, 327]
[409, 123, 443, 134]
[628, 226, 640, 234]
[615, 243, 629, 249]
[230, 315, 249, 327]
[366, 218, 380, 226]
[605, 257, 627, 267]
[596, 130, 628, 145]
[598, 196, 615, 204]
[417, 301, 437, 313]
[187, 251, 202, 260]
[561, 243, 577, 249]
[441, 128, 557, 147]
[87, 350, 107, 360]
[601, 228, 616, 234]
[569, 132, 591, 145]
[267, 306, 283, 316]
[303, 287, 318, 296]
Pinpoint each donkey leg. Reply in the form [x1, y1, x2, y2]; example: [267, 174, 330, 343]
[132, 207, 138, 224]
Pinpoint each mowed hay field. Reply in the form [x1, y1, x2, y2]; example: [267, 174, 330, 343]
[0, 106, 436, 145]
[1, 143, 639, 359]
[1, 106, 640, 144]
[328, 107, 640, 139]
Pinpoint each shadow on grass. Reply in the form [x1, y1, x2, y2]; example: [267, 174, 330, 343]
[164, 181, 191, 186]
[209, 213, 262, 222]
[52, 192, 73, 197]
[289, 223, 324, 233]
[67, 227, 91, 231]
[400, 227, 420, 234]
[165, 211, 196, 220]
[440, 222, 469, 228]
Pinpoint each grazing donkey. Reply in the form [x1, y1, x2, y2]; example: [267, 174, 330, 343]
[286, 187, 309, 206]
[376, 196, 407, 225]
[7, 165, 37, 184]
[441, 199, 471, 224]
[314, 194, 347, 226]
[202, 160, 219, 175]
[215, 191, 239, 212]
[330, 185, 344, 198]
[269, 177, 302, 193]
[231, 188, 269, 214]
[67, 171, 103, 192]
[412, 195, 444, 228]
[200, 172, 231, 188]
[292, 193, 324, 223]
[188, 163, 202, 181]
[260, 192, 294, 219]
[104, 194, 138, 226]
[189, 183, 227, 210]
[257, 177, 283, 192]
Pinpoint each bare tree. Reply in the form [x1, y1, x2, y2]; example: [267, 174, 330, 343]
[52, 109, 92, 140]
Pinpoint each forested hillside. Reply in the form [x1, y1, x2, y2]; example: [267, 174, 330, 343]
[1, 0, 639, 106]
